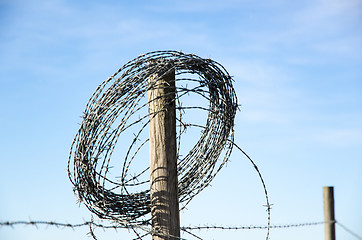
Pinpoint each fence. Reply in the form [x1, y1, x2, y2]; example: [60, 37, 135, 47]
[1, 51, 361, 240]
[0, 219, 360, 240]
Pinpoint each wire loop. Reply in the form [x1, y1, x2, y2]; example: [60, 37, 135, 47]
[68, 50, 238, 226]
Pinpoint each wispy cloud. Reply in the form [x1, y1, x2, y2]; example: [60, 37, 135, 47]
[143, 0, 254, 13]
[312, 128, 362, 147]
[290, 0, 362, 57]
[230, 0, 362, 64]
[0, 0, 215, 82]
[223, 58, 300, 124]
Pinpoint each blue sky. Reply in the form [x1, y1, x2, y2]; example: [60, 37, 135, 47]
[0, 0, 361, 239]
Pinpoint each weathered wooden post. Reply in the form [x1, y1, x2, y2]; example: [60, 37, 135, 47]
[148, 67, 180, 239]
[323, 186, 336, 240]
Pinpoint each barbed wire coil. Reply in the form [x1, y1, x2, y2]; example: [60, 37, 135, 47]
[68, 50, 239, 227]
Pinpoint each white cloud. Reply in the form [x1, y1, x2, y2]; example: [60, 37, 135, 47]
[288, 0, 362, 56]
[222, 59, 302, 124]
[312, 128, 362, 147]
[294, 0, 362, 24]
[144, 0, 253, 13]
[230, 0, 362, 63]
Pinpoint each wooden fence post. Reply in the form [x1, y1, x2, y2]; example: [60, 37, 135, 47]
[148, 67, 180, 240]
[323, 186, 336, 240]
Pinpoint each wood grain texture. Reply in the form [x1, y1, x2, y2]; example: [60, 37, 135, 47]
[148, 69, 180, 240]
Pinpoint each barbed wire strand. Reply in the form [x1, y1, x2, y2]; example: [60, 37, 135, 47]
[2, 220, 361, 239]
[0, 51, 268, 240]
[182, 229, 204, 240]
[2, 51, 360, 240]
[181, 221, 334, 230]
[67, 50, 243, 239]
[0, 219, 336, 230]
[336, 221, 362, 240]
[232, 142, 271, 239]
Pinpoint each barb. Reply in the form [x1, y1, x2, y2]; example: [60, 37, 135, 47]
[4, 220, 349, 240]
[0, 50, 268, 239]
[67, 50, 240, 238]
[0, 220, 334, 230]
[0, 220, 125, 229]
[181, 221, 332, 231]
[0, 220, 90, 228]
[231, 142, 271, 239]
[88, 221, 99, 240]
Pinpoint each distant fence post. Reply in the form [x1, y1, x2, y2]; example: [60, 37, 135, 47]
[323, 186, 336, 240]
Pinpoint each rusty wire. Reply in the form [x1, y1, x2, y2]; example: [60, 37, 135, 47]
[67, 50, 269, 239]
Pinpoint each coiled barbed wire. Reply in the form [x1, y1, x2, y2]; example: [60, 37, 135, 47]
[67, 50, 270, 239]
